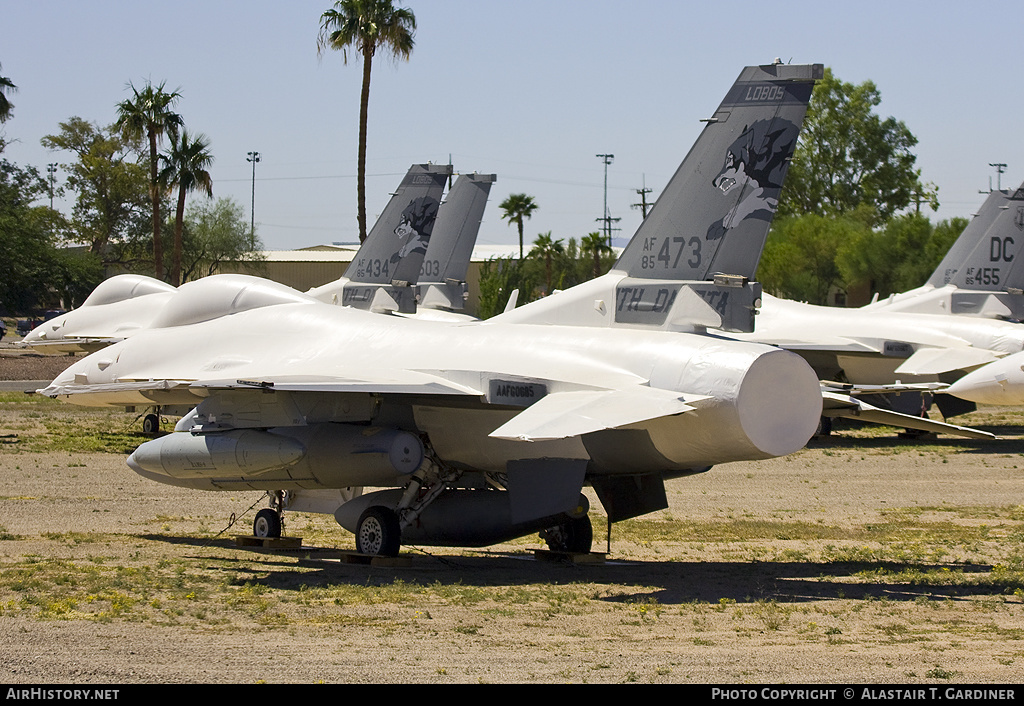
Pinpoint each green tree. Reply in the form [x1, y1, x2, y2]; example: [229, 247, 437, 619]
[160, 129, 214, 285]
[836, 213, 966, 298]
[179, 197, 265, 282]
[114, 80, 183, 281]
[318, 0, 416, 243]
[529, 231, 565, 295]
[41, 117, 150, 259]
[779, 68, 934, 225]
[0, 141, 103, 312]
[476, 256, 536, 319]
[499, 193, 538, 260]
[0, 64, 15, 122]
[759, 213, 870, 304]
[580, 231, 613, 279]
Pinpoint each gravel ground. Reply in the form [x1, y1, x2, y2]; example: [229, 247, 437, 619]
[0, 344, 83, 382]
[2, 347, 1024, 684]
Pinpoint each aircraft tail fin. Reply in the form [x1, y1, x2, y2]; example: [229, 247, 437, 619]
[615, 62, 821, 282]
[491, 62, 820, 332]
[344, 163, 451, 286]
[929, 183, 1024, 293]
[607, 63, 820, 332]
[418, 173, 496, 311]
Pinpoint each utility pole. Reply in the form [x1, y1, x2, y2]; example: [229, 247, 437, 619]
[631, 175, 653, 219]
[596, 154, 618, 247]
[247, 151, 261, 238]
[984, 162, 1007, 193]
[46, 163, 57, 210]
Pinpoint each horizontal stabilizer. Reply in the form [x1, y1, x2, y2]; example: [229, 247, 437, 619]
[489, 387, 708, 441]
[821, 390, 994, 439]
[822, 380, 948, 396]
[748, 336, 883, 354]
[894, 347, 1002, 376]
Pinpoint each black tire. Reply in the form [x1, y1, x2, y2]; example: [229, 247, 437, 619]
[544, 515, 593, 553]
[253, 508, 282, 539]
[356, 506, 401, 557]
[142, 413, 160, 434]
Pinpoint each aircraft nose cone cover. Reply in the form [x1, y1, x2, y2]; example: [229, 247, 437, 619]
[735, 348, 822, 457]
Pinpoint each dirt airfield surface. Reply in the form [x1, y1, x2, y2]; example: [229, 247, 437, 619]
[2, 347, 1024, 684]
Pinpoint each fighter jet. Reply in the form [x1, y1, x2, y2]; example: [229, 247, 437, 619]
[724, 186, 1024, 432]
[862, 184, 1024, 320]
[19, 274, 175, 355]
[891, 187, 1024, 407]
[40, 62, 825, 556]
[22, 163, 452, 359]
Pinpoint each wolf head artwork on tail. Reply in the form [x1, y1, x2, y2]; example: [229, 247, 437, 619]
[706, 119, 799, 241]
[393, 195, 440, 262]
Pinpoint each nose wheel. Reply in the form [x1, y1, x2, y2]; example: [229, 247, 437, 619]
[253, 508, 282, 539]
[142, 413, 160, 434]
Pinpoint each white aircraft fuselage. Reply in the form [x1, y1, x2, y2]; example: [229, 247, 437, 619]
[44, 295, 822, 490]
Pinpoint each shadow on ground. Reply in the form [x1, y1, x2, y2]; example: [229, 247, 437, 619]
[140, 533, 1014, 605]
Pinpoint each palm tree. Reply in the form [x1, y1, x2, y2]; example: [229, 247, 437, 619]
[318, 0, 416, 243]
[159, 129, 214, 286]
[500, 193, 538, 261]
[115, 80, 183, 281]
[0, 64, 16, 122]
[529, 232, 564, 295]
[581, 231, 613, 279]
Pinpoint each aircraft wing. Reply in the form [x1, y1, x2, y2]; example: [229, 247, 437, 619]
[820, 389, 994, 440]
[18, 336, 126, 355]
[190, 372, 483, 396]
[489, 387, 710, 441]
[40, 378, 189, 398]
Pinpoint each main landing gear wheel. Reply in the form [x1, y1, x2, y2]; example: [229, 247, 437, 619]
[542, 515, 593, 553]
[253, 508, 282, 539]
[356, 506, 401, 557]
[142, 413, 160, 434]
[814, 416, 832, 438]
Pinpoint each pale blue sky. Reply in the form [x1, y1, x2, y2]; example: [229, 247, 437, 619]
[4, 1, 1022, 251]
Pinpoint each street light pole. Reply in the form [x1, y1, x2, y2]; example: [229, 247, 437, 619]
[596, 154, 616, 248]
[46, 163, 57, 210]
[246, 151, 261, 237]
